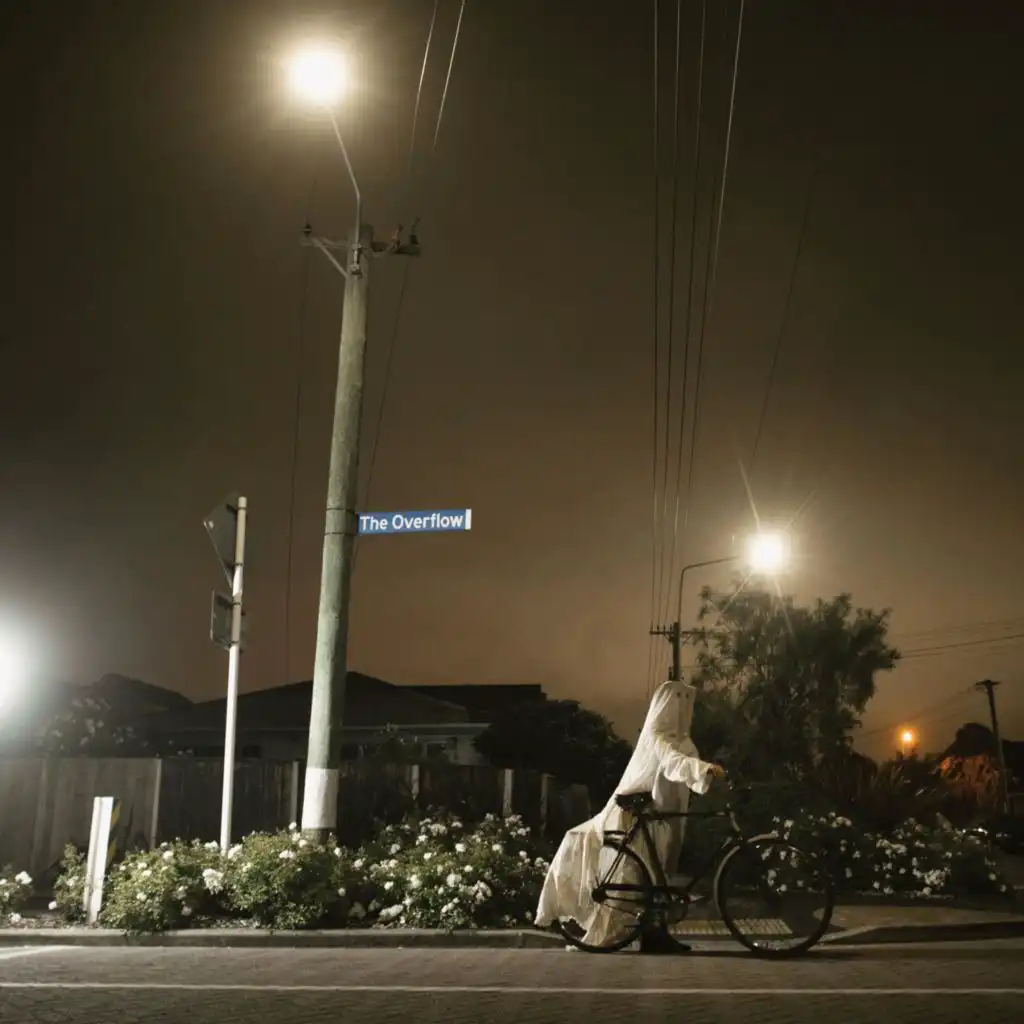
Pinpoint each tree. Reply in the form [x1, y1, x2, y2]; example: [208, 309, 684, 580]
[474, 700, 632, 801]
[690, 580, 899, 782]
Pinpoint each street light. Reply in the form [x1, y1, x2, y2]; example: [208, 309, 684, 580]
[0, 637, 26, 716]
[654, 530, 791, 683]
[285, 44, 350, 107]
[900, 728, 917, 757]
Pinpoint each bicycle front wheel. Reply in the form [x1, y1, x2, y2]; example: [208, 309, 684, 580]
[557, 840, 654, 953]
[714, 835, 834, 957]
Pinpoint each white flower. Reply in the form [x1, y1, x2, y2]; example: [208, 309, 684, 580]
[298, 839, 309, 849]
[389, 843, 402, 855]
[989, 873, 997, 881]
[423, 852, 433, 862]
[202, 868, 224, 894]
[204, 841, 220, 852]
[279, 850, 296, 861]
[162, 850, 175, 862]
[384, 881, 394, 891]
[9, 913, 22, 925]
[337, 887, 347, 898]
[288, 822, 298, 832]
[333, 847, 342, 858]
[137, 893, 149, 903]
[379, 904, 404, 922]
[14, 872, 32, 886]
[845, 868, 853, 879]
[454, 843, 466, 854]
[353, 859, 364, 870]
[519, 851, 528, 860]
[140, 869, 153, 879]
[409, 874, 422, 890]
[181, 906, 193, 917]
[48, 901, 58, 911]
[491, 844, 502, 853]
[446, 873, 461, 887]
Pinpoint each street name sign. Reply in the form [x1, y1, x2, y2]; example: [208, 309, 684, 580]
[358, 508, 473, 535]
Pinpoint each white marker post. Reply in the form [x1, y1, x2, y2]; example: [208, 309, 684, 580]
[82, 797, 117, 925]
[219, 496, 247, 854]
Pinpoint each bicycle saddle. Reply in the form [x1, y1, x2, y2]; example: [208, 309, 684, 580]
[615, 791, 654, 813]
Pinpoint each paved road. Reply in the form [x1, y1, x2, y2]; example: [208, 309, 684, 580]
[1, 940, 1022, 1023]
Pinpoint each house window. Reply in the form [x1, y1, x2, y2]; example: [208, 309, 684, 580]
[240, 745, 262, 758]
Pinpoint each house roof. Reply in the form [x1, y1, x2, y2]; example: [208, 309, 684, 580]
[403, 684, 547, 718]
[145, 672, 470, 734]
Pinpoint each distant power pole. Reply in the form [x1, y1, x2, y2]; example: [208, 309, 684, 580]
[975, 679, 1010, 814]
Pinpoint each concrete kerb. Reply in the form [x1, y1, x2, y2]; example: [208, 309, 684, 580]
[0, 927, 565, 950]
[819, 918, 1024, 946]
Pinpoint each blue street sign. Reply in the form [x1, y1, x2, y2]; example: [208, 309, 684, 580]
[358, 508, 473, 535]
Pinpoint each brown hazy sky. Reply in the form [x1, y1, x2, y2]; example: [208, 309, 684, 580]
[1, 0, 1021, 761]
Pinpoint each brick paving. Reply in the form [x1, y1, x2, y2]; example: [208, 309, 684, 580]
[0, 943, 1022, 1023]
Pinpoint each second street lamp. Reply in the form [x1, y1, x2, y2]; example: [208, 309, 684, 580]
[285, 43, 420, 839]
[651, 530, 790, 683]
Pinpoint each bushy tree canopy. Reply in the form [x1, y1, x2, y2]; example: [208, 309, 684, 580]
[690, 581, 899, 781]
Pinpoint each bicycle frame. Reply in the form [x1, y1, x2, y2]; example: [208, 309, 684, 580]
[600, 803, 748, 900]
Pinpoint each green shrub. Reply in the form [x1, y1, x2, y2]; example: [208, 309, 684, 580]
[100, 840, 227, 932]
[50, 845, 86, 923]
[357, 811, 550, 930]
[223, 824, 341, 930]
[0, 865, 33, 924]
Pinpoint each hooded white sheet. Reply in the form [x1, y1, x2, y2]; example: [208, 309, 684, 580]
[535, 680, 712, 947]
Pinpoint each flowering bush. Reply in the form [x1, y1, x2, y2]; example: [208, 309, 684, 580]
[356, 811, 550, 930]
[49, 812, 554, 933]
[0, 865, 33, 925]
[51, 845, 87, 923]
[770, 810, 1013, 900]
[223, 824, 343, 930]
[100, 840, 227, 932]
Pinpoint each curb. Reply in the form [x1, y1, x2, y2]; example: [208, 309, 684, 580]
[820, 919, 1024, 946]
[0, 927, 564, 950]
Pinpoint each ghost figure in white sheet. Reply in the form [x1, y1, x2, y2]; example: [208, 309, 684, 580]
[535, 679, 715, 948]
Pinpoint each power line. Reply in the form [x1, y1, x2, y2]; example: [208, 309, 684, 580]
[360, 0, 464, 529]
[283, 170, 320, 685]
[857, 686, 975, 741]
[678, 0, 745, 552]
[900, 632, 1024, 660]
[891, 615, 1024, 643]
[656, 0, 685, 634]
[748, 155, 821, 478]
[665, 0, 707, 630]
[646, 0, 663, 699]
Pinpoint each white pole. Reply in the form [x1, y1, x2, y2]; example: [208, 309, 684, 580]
[219, 496, 247, 853]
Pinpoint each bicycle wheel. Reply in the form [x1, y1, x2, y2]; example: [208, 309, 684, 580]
[557, 840, 654, 953]
[714, 835, 834, 957]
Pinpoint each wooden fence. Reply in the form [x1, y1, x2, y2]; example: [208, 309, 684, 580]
[0, 758, 591, 880]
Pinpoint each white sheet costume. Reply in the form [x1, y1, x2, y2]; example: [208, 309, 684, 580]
[535, 680, 714, 947]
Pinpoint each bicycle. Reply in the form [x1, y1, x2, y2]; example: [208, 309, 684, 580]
[557, 784, 835, 957]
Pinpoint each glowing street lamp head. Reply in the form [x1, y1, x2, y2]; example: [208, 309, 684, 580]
[745, 530, 788, 575]
[901, 729, 916, 746]
[286, 45, 350, 107]
[0, 638, 27, 715]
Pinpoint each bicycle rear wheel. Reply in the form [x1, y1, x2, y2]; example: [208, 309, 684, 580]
[557, 840, 654, 953]
[714, 835, 834, 957]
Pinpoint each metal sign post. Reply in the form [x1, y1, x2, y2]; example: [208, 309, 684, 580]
[204, 494, 248, 854]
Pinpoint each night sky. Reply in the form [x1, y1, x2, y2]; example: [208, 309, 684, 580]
[1, 1, 1021, 761]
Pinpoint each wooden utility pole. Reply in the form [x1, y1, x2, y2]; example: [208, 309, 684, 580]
[975, 679, 1010, 815]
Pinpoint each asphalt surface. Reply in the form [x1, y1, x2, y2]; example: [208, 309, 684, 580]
[1, 940, 1022, 1023]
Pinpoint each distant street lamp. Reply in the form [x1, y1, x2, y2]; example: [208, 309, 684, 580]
[285, 41, 420, 840]
[652, 530, 791, 683]
[899, 728, 917, 757]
